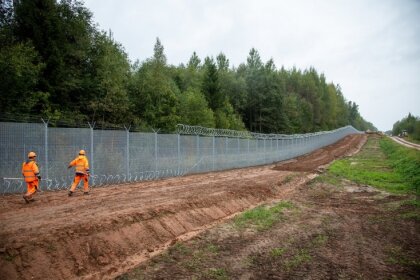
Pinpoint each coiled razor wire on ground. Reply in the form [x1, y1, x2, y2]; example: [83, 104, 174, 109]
[0, 122, 362, 194]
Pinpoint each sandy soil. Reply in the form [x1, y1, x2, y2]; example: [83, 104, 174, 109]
[0, 134, 367, 280]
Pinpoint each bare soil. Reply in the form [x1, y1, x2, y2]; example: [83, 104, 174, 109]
[125, 177, 419, 280]
[3, 134, 414, 280]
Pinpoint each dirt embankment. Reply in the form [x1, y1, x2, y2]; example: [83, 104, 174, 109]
[0, 134, 366, 280]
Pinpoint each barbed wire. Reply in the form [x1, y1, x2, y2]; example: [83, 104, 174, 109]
[0, 113, 360, 137]
[1, 121, 361, 195]
[176, 124, 359, 139]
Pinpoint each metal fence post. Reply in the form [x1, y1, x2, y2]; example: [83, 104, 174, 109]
[177, 134, 180, 175]
[154, 130, 158, 178]
[263, 139, 266, 163]
[237, 137, 240, 155]
[196, 135, 200, 172]
[292, 137, 296, 157]
[212, 136, 215, 171]
[270, 139, 273, 161]
[256, 139, 258, 161]
[41, 119, 49, 181]
[125, 126, 130, 181]
[280, 138, 283, 160]
[88, 122, 95, 179]
[296, 135, 302, 156]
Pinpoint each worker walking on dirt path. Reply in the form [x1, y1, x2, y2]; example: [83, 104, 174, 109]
[22, 151, 41, 203]
[68, 150, 90, 196]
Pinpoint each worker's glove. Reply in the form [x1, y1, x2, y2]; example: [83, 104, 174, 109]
[37, 175, 41, 180]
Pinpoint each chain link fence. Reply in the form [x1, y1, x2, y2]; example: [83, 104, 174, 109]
[0, 121, 362, 194]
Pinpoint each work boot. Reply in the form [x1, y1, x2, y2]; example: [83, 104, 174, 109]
[23, 195, 30, 204]
[83, 192, 89, 195]
[68, 191, 73, 197]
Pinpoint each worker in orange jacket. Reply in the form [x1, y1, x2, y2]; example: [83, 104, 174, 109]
[68, 150, 90, 196]
[22, 151, 41, 203]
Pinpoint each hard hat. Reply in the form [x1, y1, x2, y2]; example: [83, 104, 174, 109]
[79, 150, 86, 155]
[28, 151, 37, 158]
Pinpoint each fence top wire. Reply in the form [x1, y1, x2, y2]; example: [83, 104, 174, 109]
[176, 124, 360, 139]
[0, 113, 360, 138]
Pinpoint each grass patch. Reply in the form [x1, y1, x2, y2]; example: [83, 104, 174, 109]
[402, 199, 420, 207]
[184, 254, 203, 271]
[329, 159, 407, 192]
[234, 201, 294, 231]
[169, 242, 191, 255]
[380, 137, 420, 193]
[283, 249, 312, 271]
[203, 268, 229, 280]
[270, 247, 286, 257]
[328, 136, 419, 194]
[282, 174, 295, 184]
[311, 234, 328, 247]
[386, 246, 420, 268]
[406, 136, 420, 145]
[205, 243, 219, 254]
[119, 243, 207, 277]
[400, 212, 420, 221]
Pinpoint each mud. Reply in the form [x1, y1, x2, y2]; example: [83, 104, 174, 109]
[0, 134, 366, 280]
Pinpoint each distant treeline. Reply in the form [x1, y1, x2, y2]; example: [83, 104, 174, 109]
[392, 113, 420, 140]
[0, 0, 375, 133]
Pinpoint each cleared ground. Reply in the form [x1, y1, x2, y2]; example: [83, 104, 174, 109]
[120, 135, 419, 280]
[0, 134, 369, 279]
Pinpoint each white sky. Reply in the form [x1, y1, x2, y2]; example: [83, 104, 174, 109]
[83, 0, 420, 131]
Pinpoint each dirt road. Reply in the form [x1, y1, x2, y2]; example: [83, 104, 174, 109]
[390, 136, 420, 150]
[0, 134, 366, 280]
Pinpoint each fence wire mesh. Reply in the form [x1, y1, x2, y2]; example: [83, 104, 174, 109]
[0, 122, 361, 194]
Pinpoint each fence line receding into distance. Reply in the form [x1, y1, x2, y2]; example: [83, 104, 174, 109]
[0, 122, 361, 194]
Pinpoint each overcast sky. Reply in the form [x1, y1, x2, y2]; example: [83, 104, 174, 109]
[83, 0, 420, 131]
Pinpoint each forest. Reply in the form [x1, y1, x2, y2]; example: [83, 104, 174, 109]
[392, 113, 420, 140]
[0, 0, 376, 133]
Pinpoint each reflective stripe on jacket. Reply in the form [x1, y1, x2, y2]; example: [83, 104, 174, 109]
[22, 160, 39, 183]
[69, 156, 89, 175]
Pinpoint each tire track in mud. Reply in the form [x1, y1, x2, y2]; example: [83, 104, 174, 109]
[0, 134, 366, 280]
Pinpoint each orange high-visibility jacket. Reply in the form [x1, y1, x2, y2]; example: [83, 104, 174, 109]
[69, 156, 90, 175]
[22, 160, 40, 183]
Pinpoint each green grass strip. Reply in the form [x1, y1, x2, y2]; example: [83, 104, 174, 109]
[380, 137, 420, 193]
[234, 201, 294, 230]
[328, 136, 419, 194]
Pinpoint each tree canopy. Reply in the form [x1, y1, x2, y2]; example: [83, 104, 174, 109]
[392, 113, 420, 140]
[0, 0, 376, 133]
